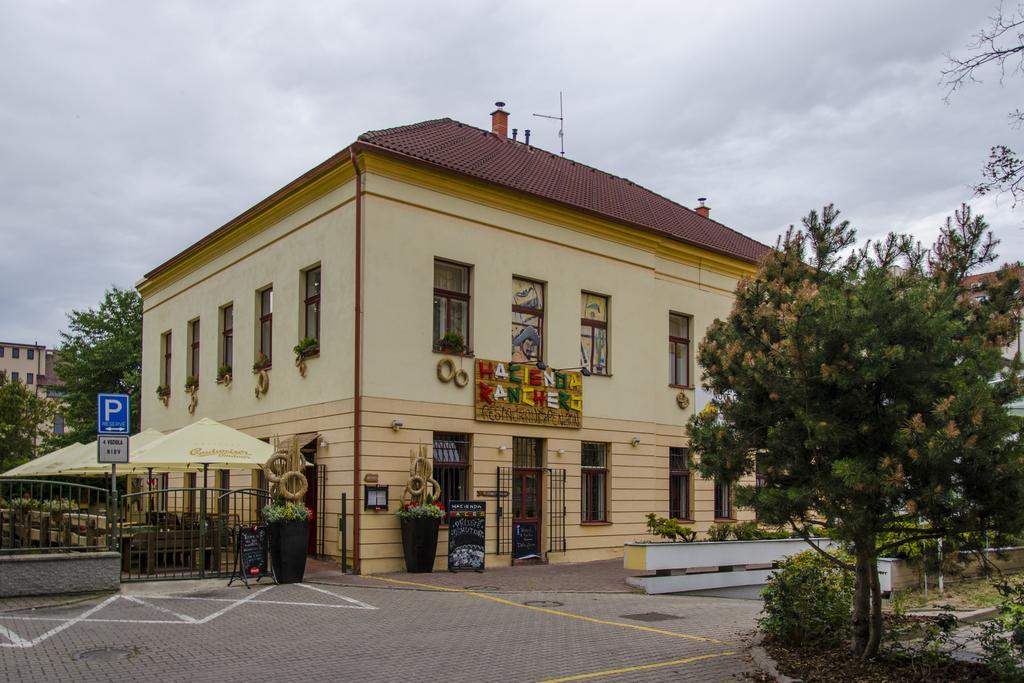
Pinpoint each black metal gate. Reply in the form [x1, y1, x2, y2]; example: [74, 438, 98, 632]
[118, 487, 270, 581]
[547, 468, 566, 553]
[496, 466, 513, 555]
[316, 463, 326, 557]
[495, 466, 565, 557]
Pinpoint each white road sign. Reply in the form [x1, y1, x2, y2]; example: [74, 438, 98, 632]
[97, 434, 129, 464]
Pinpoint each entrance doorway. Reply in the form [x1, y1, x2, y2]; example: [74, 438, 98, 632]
[512, 437, 543, 560]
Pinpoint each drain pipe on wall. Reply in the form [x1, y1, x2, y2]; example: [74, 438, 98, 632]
[350, 147, 364, 575]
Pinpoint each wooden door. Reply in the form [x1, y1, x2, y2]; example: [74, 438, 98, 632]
[512, 468, 542, 559]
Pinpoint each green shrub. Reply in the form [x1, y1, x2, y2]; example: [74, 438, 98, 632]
[644, 513, 695, 542]
[706, 522, 733, 541]
[759, 549, 855, 646]
[979, 578, 1024, 679]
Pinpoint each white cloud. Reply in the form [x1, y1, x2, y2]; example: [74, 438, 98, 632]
[1, 1, 1022, 345]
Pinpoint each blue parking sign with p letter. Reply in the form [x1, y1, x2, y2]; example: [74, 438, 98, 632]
[97, 393, 130, 434]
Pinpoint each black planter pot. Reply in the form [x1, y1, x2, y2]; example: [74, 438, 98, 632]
[400, 516, 441, 573]
[269, 520, 308, 583]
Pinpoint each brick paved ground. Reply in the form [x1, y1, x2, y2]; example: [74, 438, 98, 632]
[308, 557, 644, 593]
[0, 560, 763, 682]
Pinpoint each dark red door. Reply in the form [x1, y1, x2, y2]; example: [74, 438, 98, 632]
[512, 468, 542, 559]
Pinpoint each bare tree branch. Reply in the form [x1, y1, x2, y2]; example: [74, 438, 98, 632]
[945, 3, 1024, 204]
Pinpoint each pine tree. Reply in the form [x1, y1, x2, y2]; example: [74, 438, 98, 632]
[688, 204, 1024, 659]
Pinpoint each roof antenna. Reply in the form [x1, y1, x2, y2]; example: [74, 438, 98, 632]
[533, 91, 565, 156]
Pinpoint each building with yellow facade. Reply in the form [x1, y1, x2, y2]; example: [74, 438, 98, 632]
[137, 104, 769, 574]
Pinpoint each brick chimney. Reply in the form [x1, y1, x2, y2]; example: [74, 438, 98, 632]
[695, 197, 710, 219]
[491, 101, 509, 138]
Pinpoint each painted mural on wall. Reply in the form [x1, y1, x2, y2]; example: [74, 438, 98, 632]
[512, 278, 544, 362]
[475, 359, 583, 428]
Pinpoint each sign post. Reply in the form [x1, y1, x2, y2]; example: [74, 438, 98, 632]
[97, 394, 131, 525]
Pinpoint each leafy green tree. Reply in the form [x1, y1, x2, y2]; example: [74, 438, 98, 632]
[52, 286, 142, 446]
[0, 372, 56, 471]
[688, 204, 1024, 659]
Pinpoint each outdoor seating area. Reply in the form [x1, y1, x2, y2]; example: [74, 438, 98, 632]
[1, 418, 275, 581]
[1, 507, 107, 551]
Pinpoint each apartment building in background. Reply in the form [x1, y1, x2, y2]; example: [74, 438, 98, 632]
[0, 341, 67, 438]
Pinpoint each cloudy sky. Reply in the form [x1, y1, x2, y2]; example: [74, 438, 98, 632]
[2, 1, 1022, 347]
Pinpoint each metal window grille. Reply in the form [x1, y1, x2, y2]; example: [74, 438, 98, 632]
[581, 442, 607, 522]
[512, 437, 543, 468]
[669, 447, 690, 519]
[432, 433, 469, 517]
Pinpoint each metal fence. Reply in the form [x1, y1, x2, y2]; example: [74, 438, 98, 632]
[117, 487, 271, 581]
[0, 478, 113, 555]
[547, 468, 567, 554]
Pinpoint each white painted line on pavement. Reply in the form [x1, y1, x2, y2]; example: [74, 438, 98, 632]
[123, 595, 196, 623]
[193, 585, 274, 624]
[0, 595, 120, 649]
[0, 584, 378, 648]
[0, 624, 31, 647]
[297, 583, 377, 609]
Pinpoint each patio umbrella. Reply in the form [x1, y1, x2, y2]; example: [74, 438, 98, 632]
[130, 417, 272, 473]
[53, 429, 169, 477]
[0, 442, 87, 478]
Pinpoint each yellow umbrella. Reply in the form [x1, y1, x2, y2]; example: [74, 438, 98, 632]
[130, 418, 272, 472]
[1, 442, 87, 478]
[54, 429, 168, 477]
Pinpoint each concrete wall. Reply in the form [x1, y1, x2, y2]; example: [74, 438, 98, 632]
[886, 547, 1024, 592]
[0, 552, 120, 597]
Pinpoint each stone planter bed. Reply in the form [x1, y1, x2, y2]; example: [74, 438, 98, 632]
[624, 538, 836, 594]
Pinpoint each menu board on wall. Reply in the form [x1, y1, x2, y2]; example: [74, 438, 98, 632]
[474, 359, 583, 428]
[447, 501, 486, 572]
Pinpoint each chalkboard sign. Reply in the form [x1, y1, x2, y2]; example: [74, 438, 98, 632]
[229, 525, 272, 588]
[513, 521, 539, 559]
[447, 501, 486, 572]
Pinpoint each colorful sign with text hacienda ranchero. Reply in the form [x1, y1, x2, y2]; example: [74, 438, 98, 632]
[475, 359, 583, 428]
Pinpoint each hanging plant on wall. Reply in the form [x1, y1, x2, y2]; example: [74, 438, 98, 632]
[253, 352, 271, 399]
[293, 337, 319, 378]
[216, 364, 232, 387]
[155, 384, 170, 407]
[184, 375, 199, 415]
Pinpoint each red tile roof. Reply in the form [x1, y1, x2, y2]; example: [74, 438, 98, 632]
[359, 118, 769, 263]
[144, 117, 769, 283]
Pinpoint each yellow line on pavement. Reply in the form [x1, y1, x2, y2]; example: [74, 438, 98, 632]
[538, 652, 738, 682]
[366, 575, 730, 644]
